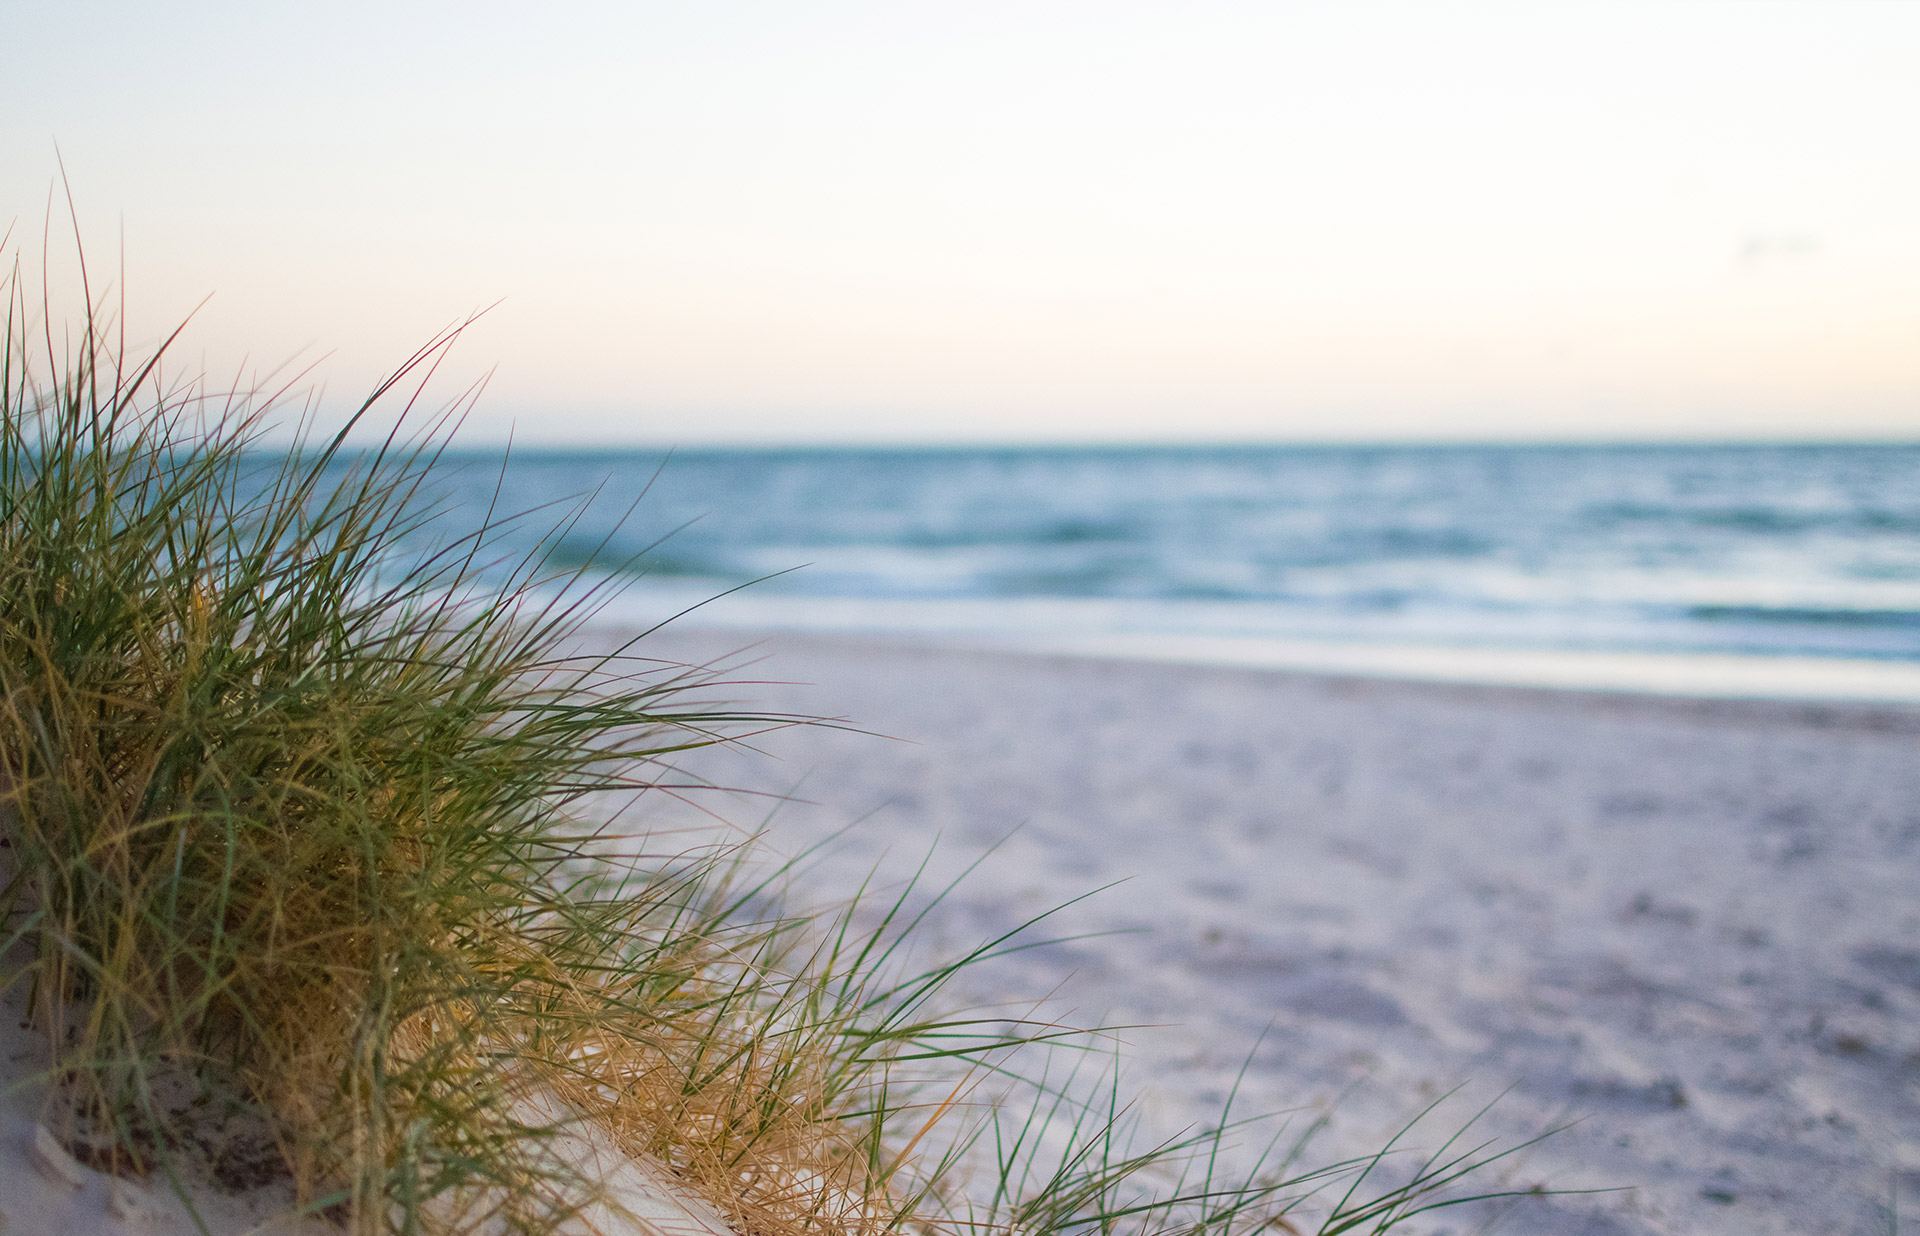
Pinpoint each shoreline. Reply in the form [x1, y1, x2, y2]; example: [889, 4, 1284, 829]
[989, 630, 1920, 705]
[643, 616, 1920, 714]
[602, 585, 1920, 706]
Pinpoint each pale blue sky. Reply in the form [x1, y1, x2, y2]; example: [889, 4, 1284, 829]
[6, 1, 1919, 444]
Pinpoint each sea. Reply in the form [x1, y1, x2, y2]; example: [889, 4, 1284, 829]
[414, 442, 1920, 700]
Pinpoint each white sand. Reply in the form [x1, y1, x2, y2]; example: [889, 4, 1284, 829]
[0, 904, 729, 1235]
[0, 986, 733, 1236]
[0, 979, 336, 1236]
[618, 626, 1920, 1236]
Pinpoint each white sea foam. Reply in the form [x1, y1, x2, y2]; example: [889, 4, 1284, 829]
[582, 584, 1920, 703]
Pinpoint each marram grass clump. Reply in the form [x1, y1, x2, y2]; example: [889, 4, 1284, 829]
[0, 241, 1558, 1236]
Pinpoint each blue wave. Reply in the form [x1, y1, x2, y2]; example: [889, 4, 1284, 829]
[384, 443, 1920, 660]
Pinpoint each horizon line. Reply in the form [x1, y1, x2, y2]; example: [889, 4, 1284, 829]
[323, 434, 1920, 454]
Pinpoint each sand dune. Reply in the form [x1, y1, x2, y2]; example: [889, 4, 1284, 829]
[5, 624, 1914, 1234]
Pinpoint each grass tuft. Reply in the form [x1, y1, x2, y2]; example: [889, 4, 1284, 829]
[0, 230, 1561, 1236]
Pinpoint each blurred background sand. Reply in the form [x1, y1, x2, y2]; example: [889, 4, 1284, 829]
[624, 625, 1920, 1236]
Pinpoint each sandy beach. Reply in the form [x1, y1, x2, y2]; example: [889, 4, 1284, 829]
[621, 625, 1920, 1236]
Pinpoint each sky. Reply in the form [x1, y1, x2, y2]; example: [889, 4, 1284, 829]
[4, 1, 1920, 445]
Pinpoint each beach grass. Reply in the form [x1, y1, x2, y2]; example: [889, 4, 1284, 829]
[0, 232, 1553, 1235]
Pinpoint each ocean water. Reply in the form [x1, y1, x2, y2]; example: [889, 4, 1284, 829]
[407, 443, 1920, 683]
